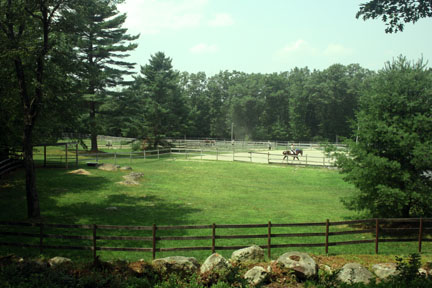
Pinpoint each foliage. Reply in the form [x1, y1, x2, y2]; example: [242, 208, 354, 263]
[334, 56, 432, 218]
[126, 52, 188, 148]
[356, 0, 432, 33]
[68, 0, 139, 151]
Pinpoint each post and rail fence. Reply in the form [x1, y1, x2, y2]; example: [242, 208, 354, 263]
[0, 218, 430, 261]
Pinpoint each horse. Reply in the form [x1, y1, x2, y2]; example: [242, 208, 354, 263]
[283, 149, 303, 161]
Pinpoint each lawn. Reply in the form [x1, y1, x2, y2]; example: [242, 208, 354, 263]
[0, 158, 430, 262]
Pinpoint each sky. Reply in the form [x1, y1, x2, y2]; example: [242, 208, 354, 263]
[118, 0, 432, 76]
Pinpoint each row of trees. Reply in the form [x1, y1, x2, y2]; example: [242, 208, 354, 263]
[99, 56, 373, 144]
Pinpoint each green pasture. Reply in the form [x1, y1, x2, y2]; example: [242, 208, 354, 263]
[0, 158, 430, 262]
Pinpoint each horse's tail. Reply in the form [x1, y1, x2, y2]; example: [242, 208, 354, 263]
[298, 149, 303, 156]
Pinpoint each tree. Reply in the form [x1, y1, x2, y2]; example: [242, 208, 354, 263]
[70, 0, 138, 151]
[133, 52, 188, 147]
[335, 56, 432, 218]
[0, 0, 71, 218]
[356, 0, 432, 33]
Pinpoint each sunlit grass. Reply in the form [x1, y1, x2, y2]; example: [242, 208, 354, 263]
[1, 158, 430, 262]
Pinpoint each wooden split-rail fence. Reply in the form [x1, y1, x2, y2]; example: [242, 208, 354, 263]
[0, 218, 430, 261]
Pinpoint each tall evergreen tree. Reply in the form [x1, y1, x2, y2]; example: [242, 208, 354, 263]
[70, 0, 138, 151]
[132, 52, 188, 147]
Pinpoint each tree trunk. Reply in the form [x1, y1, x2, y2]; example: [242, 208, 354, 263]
[90, 101, 98, 152]
[23, 124, 40, 218]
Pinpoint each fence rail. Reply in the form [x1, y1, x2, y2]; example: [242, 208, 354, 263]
[0, 218, 430, 260]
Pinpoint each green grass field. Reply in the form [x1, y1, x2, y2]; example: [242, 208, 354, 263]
[1, 158, 430, 262]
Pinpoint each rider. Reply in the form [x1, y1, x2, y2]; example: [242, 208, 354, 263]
[290, 143, 295, 154]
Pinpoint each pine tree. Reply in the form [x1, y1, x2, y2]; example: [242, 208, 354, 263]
[70, 0, 139, 151]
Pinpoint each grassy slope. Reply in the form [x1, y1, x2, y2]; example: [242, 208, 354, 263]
[0, 158, 430, 261]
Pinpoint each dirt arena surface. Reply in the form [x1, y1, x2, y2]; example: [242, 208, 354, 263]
[188, 148, 335, 166]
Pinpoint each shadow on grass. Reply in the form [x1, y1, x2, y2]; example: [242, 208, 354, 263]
[0, 166, 202, 261]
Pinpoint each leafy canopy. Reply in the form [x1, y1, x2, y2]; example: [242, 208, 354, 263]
[335, 56, 432, 218]
[357, 0, 432, 33]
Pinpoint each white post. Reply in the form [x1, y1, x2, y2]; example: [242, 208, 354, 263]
[216, 148, 218, 160]
[268, 152, 270, 164]
[250, 152, 252, 162]
[157, 149, 160, 159]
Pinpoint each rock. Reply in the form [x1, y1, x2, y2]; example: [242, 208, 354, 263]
[337, 263, 374, 284]
[372, 263, 399, 279]
[0, 254, 23, 265]
[244, 266, 269, 286]
[97, 163, 119, 171]
[419, 268, 428, 277]
[322, 264, 333, 274]
[48, 256, 72, 267]
[200, 253, 229, 274]
[68, 169, 91, 175]
[231, 245, 265, 263]
[276, 252, 318, 279]
[120, 166, 133, 171]
[152, 256, 199, 277]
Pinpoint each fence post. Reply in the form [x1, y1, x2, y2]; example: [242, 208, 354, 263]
[39, 223, 44, 254]
[267, 152, 270, 164]
[65, 143, 68, 169]
[44, 145, 47, 167]
[92, 224, 97, 262]
[216, 148, 218, 161]
[212, 223, 216, 254]
[325, 219, 329, 254]
[375, 219, 379, 254]
[232, 149, 235, 161]
[419, 218, 423, 253]
[305, 155, 308, 165]
[144, 150, 146, 159]
[130, 151, 132, 164]
[201, 149, 203, 160]
[157, 149, 160, 159]
[152, 224, 157, 260]
[323, 157, 325, 166]
[267, 221, 272, 259]
[75, 144, 78, 167]
[114, 152, 117, 165]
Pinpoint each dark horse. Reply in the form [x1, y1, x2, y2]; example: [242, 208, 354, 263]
[283, 149, 303, 160]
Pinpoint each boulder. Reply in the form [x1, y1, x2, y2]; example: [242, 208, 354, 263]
[276, 252, 318, 279]
[200, 253, 229, 274]
[0, 254, 23, 265]
[372, 263, 399, 279]
[120, 166, 133, 171]
[97, 163, 119, 171]
[231, 245, 265, 263]
[244, 266, 269, 286]
[48, 256, 72, 267]
[419, 268, 428, 277]
[152, 256, 199, 277]
[337, 263, 374, 284]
